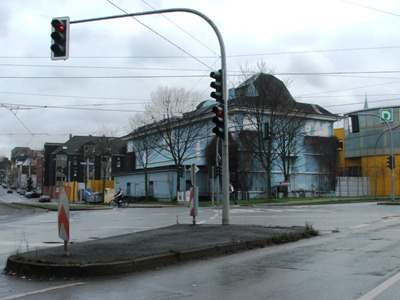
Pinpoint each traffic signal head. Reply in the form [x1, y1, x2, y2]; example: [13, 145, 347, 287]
[387, 155, 396, 169]
[210, 69, 223, 103]
[215, 165, 222, 178]
[211, 105, 224, 139]
[387, 156, 392, 169]
[263, 122, 270, 140]
[51, 17, 70, 60]
[349, 114, 360, 133]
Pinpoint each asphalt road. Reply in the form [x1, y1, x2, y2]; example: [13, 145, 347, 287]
[1, 190, 400, 299]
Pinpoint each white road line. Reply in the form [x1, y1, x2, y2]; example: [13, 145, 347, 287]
[358, 271, 400, 300]
[1, 282, 86, 300]
[381, 218, 397, 223]
[349, 224, 370, 229]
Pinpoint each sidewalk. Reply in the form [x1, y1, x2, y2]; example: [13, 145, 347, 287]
[4, 224, 316, 278]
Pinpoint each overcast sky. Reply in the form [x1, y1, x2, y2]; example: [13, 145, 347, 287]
[1, 0, 400, 158]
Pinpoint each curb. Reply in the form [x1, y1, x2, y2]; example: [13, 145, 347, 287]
[5, 239, 268, 278]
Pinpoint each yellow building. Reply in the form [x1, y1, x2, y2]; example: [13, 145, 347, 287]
[336, 106, 400, 198]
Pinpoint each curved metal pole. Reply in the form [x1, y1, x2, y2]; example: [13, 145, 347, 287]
[72, 8, 230, 222]
[353, 113, 395, 201]
[373, 125, 400, 198]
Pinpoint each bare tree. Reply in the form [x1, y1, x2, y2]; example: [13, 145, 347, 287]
[129, 113, 158, 200]
[233, 73, 307, 198]
[143, 86, 203, 195]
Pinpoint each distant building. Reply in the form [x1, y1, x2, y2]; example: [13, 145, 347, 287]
[339, 106, 400, 197]
[0, 157, 11, 184]
[9, 147, 42, 190]
[42, 135, 130, 201]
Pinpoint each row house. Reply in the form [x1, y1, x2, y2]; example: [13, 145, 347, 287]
[8, 147, 42, 190]
[41, 135, 131, 201]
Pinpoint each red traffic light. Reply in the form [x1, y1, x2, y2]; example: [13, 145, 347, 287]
[52, 20, 66, 32]
[212, 106, 223, 116]
[50, 17, 70, 60]
[211, 105, 224, 139]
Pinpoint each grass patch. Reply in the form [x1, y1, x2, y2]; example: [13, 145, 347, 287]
[199, 196, 385, 207]
[267, 222, 319, 245]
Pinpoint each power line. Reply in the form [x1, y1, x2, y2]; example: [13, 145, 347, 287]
[340, 0, 400, 18]
[0, 91, 147, 102]
[322, 97, 400, 109]
[105, 0, 214, 70]
[0, 102, 145, 113]
[3, 70, 400, 80]
[0, 63, 207, 72]
[228, 46, 400, 58]
[296, 80, 400, 97]
[301, 93, 400, 99]
[2, 46, 400, 60]
[0, 75, 206, 79]
[141, 0, 219, 56]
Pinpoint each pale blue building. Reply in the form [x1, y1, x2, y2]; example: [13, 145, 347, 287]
[115, 74, 338, 200]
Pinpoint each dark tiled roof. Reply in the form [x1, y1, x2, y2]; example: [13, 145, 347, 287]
[230, 73, 336, 117]
[52, 136, 126, 155]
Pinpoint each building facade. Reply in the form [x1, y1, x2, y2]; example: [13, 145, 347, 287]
[341, 106, 400, 197]
[116, 74, 339, 200]
[42, 135, 130, 201]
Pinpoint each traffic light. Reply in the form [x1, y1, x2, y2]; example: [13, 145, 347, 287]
[350, 114, 359, 133]
[215, 165, 222, 177]
[211, 105, 224, 139]
[263, 122, 270, 140]
[50, 17, 70, 60]
[210, 69, 223, 104]
[387, 155, 396, 169]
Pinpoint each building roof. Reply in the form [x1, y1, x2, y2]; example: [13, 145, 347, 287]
[125, 73, 337, 139]
[230, 73, 336, 118]
[52, 135, 126, 156]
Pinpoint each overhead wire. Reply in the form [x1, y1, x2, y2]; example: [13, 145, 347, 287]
[105, 0, 214, 70]
[2, 1, 400, 147]
[339, 0, 400, 18]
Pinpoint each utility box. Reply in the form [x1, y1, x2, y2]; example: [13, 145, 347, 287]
[104, 188, 115, 204]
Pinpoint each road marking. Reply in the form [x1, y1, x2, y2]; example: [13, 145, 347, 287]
[349, 224, 370, 229]
[381, 218, 397, 223]
[1, 282, 86, 300]
[358, 271, 400, 300]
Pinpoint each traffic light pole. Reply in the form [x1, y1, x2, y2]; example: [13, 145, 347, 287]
[70, 8, 230, 224]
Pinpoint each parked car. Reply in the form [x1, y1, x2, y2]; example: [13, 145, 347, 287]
[39, 195, 51, 203]
[18, 189, 26, 195]
[25, 191, 41, 198]
[7, 189, 13, 193]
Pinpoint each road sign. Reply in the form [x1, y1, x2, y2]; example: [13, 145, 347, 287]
[58, 188, 70, 242]
[277, 182, 290, 186]
[189, 165, 199, 173]
[380, 108, 393, 122]
[190, 164, 199, 186]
